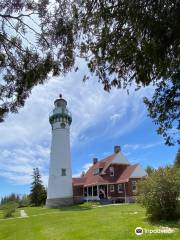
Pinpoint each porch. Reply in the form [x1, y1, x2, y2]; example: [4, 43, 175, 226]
[83, 183, 128, 202]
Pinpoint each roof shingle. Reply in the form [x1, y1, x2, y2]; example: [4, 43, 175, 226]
[73, 154, 140, 186]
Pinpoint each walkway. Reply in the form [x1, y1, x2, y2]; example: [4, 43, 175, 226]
[20, 210, 28, 218]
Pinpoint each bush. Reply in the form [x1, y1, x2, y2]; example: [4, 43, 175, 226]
[138, 166, 180, 221]
[2, 202, 18, 218]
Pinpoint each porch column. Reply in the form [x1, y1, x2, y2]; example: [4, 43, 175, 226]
[87, 186, 89, 202]
[97, 185, 99, 199]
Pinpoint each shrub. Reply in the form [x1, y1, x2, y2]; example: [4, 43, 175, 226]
[2, 202, 18, 218]
[138, 166, 180, 221]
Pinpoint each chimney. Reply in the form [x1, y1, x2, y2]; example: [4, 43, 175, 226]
[81, 171, 85, 177]
[114, 145, 121, 154]
[93, 158, 98, 165]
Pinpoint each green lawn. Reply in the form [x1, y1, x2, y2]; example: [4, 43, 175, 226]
[0, 210, 3, 219]
[0, 203, 179, 240]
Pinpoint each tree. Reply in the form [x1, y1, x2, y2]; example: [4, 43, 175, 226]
[19, 194, 31, 207]
[0, 0, 60, 123]
[145, 165, 155, 176]
[0, 0, 179, 145]
[138, 166, 180, 221]
[0, 193, 20, 205]
[30, 168, 47, 206]
[174, 148, 180, 167]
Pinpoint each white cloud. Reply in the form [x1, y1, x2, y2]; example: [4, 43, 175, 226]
[0, 144, 50, 185]
[110, 113, 121, 124]
[123, 142, 162, 151]
[0, 59, 154, 185]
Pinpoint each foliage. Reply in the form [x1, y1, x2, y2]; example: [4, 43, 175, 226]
[0, 0, 66, 122]
[1, 193, 19, 205]
[30, 168, 47, 206]
[138, 166, 180, 221]
[19, 194, 31, 207]
[145, 165, 155, 176]
[1, 201, 18, 218]
[174, 148, 180, 167]
[0, 193, 30, 207]
[75, 0, 180, 145]
[0, 193, 20, 206]
[0, 0, 179, 145]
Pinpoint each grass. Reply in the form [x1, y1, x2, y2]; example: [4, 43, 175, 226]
[0, 203, 179, 240]
[0, 210, 4, 219]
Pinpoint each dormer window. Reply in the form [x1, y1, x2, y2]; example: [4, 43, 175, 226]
[109, 166, 114, 176]
[93, 168, 99, 175]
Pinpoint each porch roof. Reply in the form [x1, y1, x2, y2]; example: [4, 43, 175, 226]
[72, 177, 86, 186]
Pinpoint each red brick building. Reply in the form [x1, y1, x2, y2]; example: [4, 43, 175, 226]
[73, 146, 147, 203]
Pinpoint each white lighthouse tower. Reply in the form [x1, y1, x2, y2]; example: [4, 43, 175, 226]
[46, 94, 73, 208]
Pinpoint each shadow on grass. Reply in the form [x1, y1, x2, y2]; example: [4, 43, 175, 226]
[149, 219, 180, 228]
[51, 202, 98, 212]
[59, 205, 92, 212]
[143, 215, 180, 229]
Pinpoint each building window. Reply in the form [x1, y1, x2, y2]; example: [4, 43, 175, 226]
[93, 186, 97, 196]
[61, 168, 66, 176]
[109, 166, 114, 176]
[93, 168, 99, 175]
[118, 184, 124, 193]
[61, 122, 66, 128]
[110, 184, 114, 192]
[88, 187, 92, 196]
[132, 180, 137, 192]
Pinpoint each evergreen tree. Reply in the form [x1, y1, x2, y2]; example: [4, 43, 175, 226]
[145, 166, 155, 176]
[174, 148, 180, 168]
[0, 193, 20, 206]
[30, 168, 47, 206]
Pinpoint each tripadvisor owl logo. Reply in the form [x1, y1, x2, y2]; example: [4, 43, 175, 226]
[135, 227, 143, 235]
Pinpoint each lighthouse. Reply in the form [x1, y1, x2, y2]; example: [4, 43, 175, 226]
[46, 95, 73, 208]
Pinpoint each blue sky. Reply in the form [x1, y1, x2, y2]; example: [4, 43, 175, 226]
[0, 60, 178, 199]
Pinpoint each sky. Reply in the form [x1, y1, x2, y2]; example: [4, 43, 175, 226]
[0, 59, 178, 199]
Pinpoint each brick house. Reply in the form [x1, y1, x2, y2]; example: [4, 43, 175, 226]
[73, 146, 147, 203]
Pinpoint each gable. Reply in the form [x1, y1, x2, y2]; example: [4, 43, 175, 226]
[111, 151, 129, 165]
[130, 164, 147, 178]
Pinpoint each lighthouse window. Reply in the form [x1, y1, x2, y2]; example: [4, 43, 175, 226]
[61, 123, 66, 128]
[61, 168, 66, 176]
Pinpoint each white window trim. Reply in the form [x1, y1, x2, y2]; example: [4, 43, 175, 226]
[110, 184, 114, 192]
[118, 183, 124, 193]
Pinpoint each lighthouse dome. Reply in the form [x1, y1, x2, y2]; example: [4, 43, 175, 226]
[49, 95, 72, 125]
